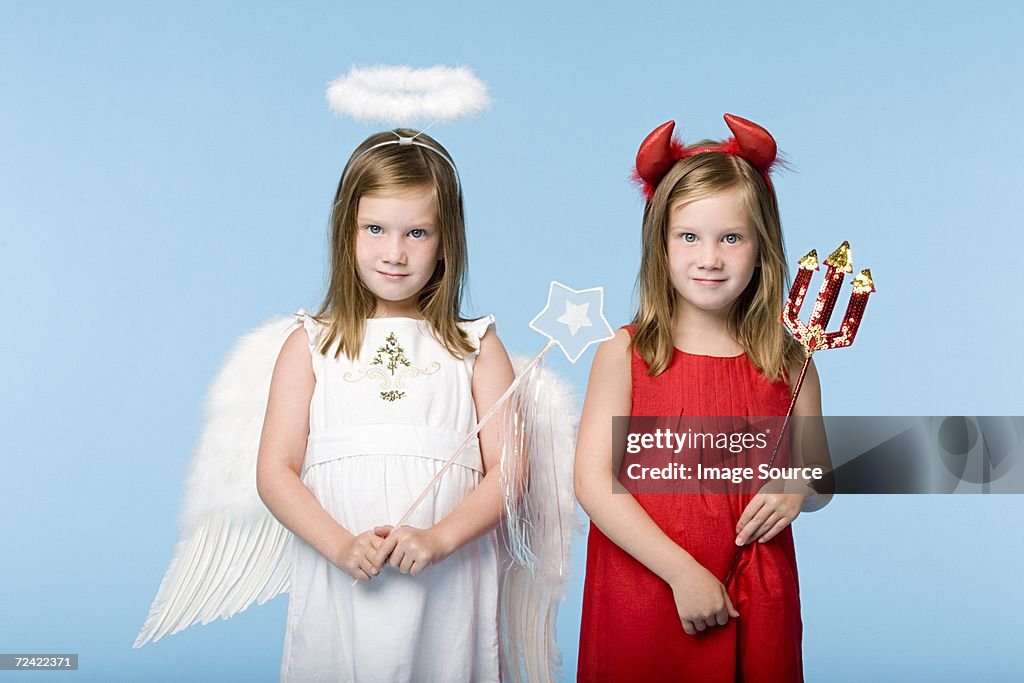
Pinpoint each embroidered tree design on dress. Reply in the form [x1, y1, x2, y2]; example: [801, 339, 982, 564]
[344, 331, 439, 401]
[371, 332, 413, 401]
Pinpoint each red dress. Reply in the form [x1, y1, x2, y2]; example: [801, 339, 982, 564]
[578, 331, 803, 683]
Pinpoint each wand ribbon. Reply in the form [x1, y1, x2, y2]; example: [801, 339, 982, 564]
[364, 281, 613, 579]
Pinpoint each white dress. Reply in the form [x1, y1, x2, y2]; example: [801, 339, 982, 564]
[280, 313, 501, 683]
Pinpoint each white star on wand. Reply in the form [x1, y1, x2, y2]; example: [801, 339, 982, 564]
[530, 281, 614, 363]
[557, 301, 592, 335]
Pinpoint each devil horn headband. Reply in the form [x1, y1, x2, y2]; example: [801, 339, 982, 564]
[633, 113, 778, 199]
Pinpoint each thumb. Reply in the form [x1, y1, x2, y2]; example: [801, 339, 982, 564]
[372, 532, 400, 569]
[374, 525, 394, 537]
[724, 590, 740, 618]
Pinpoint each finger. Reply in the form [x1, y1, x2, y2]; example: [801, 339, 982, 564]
[374, 525, 393, 537]
[694, 620, 707, 632]
[358, 548, 382, 577]
[737, 507, 773, 545]
[400, 552, 416, 574]
[350, 567, 372, 583]
[388, 545, 406, 570]
[704, 615, 718, 629]
[358, 555, 378, 578]
[410, 559, 426, 577]
[736, 496, 765, 534]
[724, 591, 740, 618]
[747, 513, 781, 543]
[682, 620, 696, 636]
[373, 534, 400, 568]
[715, 609, 729, 626]
[758, 517, 792, 543]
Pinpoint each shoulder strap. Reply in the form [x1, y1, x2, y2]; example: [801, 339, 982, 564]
[294, 309, 322, 352]
[460, 314, 496, 352]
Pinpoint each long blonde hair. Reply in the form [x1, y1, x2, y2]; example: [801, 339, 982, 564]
[631, 150, 803, 379]
[314, 129, 475, 360]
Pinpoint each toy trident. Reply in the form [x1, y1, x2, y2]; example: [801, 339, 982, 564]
[726, 241, 876, 585]
[782, 240, 875, 417]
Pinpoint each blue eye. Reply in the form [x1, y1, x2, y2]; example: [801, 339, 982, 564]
[408, 228, 427, 239]
[724, 234, 742, 245]
[366, 225, 382, 235]
[681, 233, 697, 243]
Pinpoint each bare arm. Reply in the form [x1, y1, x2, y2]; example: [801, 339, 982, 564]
[255, 327, 380, 581]
[735, 357, 832, 545]
[791, 358, 833, 511]
[375, 326, 514, 575]
[574, 329, 738, 634]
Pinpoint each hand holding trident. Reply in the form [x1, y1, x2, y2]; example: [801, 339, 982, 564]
[726, 241, 875, 586]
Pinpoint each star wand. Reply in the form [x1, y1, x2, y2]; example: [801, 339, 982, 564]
[366, 280, 614, 575]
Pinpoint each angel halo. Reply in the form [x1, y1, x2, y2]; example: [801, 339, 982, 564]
[326, 65, 491, 191]
[326, 64, 491, 124]
[135, 65, 577, 683]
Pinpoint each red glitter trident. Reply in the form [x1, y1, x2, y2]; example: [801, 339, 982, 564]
[726, 241, 875, 587]
[782, 241, 876, 414]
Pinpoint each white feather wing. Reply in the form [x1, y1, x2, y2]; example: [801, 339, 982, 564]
[134, 316, 298, 647]
[499, 356, 580, 683]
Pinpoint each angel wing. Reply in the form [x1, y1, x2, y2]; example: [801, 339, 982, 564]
[134, 316, 582, 676]
[499, 356, 581, 683]
[133, 314, 302, 648]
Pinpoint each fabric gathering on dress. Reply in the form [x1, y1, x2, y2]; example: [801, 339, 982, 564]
[578, 326, 803, 683]
[281, 313, 500, 683]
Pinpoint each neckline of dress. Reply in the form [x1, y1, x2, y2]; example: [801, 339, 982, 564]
[673, 347, 746, 360]
[366, 317, 428, 323]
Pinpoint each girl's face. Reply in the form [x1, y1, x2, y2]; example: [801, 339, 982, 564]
[355, 186, 441, 317]
[666, 188, 759, 318]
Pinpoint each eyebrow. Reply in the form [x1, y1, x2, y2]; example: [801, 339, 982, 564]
[667, 225, 751, 232]
[357, 216, 437, 228]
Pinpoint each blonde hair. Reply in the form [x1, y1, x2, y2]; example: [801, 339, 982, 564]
[631, 149, 804, 379]
[313, 129, 475, 360]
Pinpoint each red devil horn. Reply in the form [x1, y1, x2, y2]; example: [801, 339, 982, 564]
[723, 113, 776, 171]
[635, 121, 680, 195]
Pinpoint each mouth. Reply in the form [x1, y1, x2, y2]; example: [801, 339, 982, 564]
[692, 278, 727, 288]
[377, 271, 409, 281]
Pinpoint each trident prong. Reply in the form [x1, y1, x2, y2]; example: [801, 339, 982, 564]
[784, 241, 872, 354]
[824, 269, 875, 350]
[783, 249, 818, 339]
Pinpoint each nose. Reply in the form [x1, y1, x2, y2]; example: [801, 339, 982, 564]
[697, 242, 723, 270]
[382, 234, 406, 264]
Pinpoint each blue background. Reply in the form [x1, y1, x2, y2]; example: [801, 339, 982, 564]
[3, 1, 1023, 681]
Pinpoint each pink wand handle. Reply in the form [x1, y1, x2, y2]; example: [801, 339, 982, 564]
[357, 340, 557, 582]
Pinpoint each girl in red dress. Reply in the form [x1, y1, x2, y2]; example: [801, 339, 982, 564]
[575, 115, 831, 683]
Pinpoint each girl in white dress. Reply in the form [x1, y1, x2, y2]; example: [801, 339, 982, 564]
[256, 129, 514, 682]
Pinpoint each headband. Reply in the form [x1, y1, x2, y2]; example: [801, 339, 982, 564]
[633, 113, 778, 199]
[344, 130, 463, 193]
[327, 66, 489, 198]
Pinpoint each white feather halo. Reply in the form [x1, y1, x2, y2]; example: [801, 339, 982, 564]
[326, 65, 491, 125]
